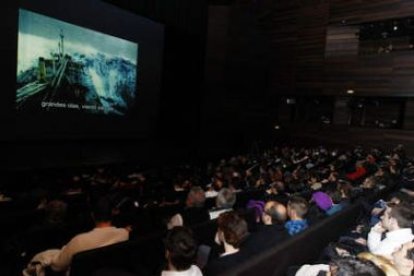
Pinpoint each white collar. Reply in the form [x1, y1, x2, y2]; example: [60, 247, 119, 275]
[220, 249, 239, 257]
[386, 228, 414, 240]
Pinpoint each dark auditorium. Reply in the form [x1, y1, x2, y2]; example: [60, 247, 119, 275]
[3, 0, 414, 275]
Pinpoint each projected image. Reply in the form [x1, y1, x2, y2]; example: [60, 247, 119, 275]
[16, 9, 138, 115]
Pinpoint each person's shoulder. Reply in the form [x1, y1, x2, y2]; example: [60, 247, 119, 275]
[188, 265, 202, 276]
[111, 227, 130, 240]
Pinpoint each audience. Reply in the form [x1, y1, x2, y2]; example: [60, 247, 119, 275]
[4, 143, 414, 275]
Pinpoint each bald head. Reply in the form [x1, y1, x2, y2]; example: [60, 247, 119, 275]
[262, 201, 287, 225]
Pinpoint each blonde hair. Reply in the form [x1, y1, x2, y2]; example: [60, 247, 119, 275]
[357, 252, 399, 276]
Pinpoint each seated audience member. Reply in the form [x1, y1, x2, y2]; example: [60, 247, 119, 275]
[295, 256, 385, 276]
[264, 181, 289, 205]
[208, 188, 236, 220]
[311, 191, 343, 217]
[285, 196, 309, 236]
[346, 160, 367, 182]
[246, 200, 265, 223]
[391, 241, 414, 276]
[330, 257, 387, 276]
[360, 176, 379, 192]
[161, 226, 202, 276]
[312, 191, 333, 213]
[326, 191, 346, 216]
[203, 211, 249, 276]
[368, 203, 414, 258]
[400, 166, 414, 197]
[50, 197, 129, 273]
[370, 198, 390, 227]
[205, 175, 224, 198]
[21, 200, 70, 261]
[168, 187, 210, 229]
[244, 201, 289, 253]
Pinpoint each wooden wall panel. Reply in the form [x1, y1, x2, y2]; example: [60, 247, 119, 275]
[403, 99, 414, 129]
[323, 0, 414, 97]
[324, 44, 414, 96]
[268, 1, 298, 92]
[329, 0, 414, 24]
[325, 26, 359, 57]
[295, 3, 330, 87]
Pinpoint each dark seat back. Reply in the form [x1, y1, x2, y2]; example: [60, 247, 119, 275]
[70, 232, 165, 276]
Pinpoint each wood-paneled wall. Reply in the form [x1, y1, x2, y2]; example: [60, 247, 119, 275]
[330, 0, 414, 24]
[295, 2, 330, 88]
[324, 1, 414, 97]
[203, 0, 414, 153]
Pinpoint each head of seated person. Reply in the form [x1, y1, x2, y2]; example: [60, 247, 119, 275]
[246, 200, 265, 223]
[380, 203, 414, 232]
[361, 176, 378, 190]
[312, 192, 333, 212]
[261, 201, 287, 225]
[329, 256, 386, 276]
[215, 188, 236, 209]
[162, 226, 202, 275]
[209, 188, 236, 220]
[186, 186, 206, 208]
[215, 211, 249, 255]
[45, 199, 68, 225]
[92, 197, 114, 226]
[285, 196, 309, 236]
[167, 187, 210, 229]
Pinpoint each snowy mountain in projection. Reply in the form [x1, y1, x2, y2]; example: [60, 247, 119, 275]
[16, 8, 138, 116]
[77, 53, 137, 115]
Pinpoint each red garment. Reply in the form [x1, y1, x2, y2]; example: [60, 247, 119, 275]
[346, 166, 367, 181]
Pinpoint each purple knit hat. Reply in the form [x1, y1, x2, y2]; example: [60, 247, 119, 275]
[312, 192, 333, 211]
[247, 200, 265, 221]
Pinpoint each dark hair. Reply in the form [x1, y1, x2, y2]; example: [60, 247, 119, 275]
[187, 186, 206, 208]
[390, 203, 414, 229]
[330, 257, 385, 276]
[217, 211, 248, 248]
[92, 197, 113, 223]
[164, 226, 197, 271]
[45, 199, 67, 224]
[407, 247, 414, 260]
